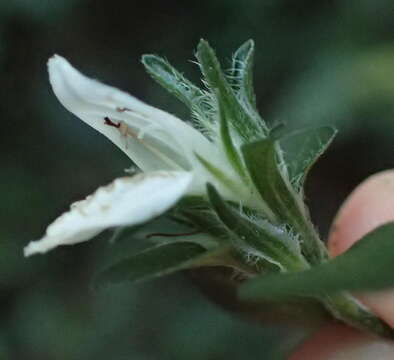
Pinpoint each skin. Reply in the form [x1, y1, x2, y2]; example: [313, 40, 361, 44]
[291, 170, 394, 359]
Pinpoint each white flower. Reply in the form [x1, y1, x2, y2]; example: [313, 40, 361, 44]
[24, 56, 249, 256]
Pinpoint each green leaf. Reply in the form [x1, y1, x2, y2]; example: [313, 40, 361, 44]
[242, 139, 306, 223]
[195, 40, 246, 177]
[239, 223, 394, 300]
[196, 39, 265, 144]
[141, 54, 213, 131]
[230, 40, 256, 104]
[218, 97, 247, 177]
[96, 242, 206, 286]
[242, 139, 326, 264]
[230, 40, 268, 134]
[142, 54, 204, 109]
[281, 126, 337, 192]
[206, 183, 307, 272]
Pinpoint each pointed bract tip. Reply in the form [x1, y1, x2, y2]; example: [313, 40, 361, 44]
[141, 54, 155, 63]
[234, 40, 255, 58]
[141, 54, 164, 69]
[197, 38, 210, 50]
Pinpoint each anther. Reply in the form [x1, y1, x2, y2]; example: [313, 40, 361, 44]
[104, 117, 121, 128]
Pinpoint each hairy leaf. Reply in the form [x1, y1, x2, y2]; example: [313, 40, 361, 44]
[142, 55, 204, 107]
[281, 126, 337, 191]
[207, 183, 307, 271]
[242, 139, 326, 264]
[229, 40, 268, 137]
[141, 54, 213, 130]
[196, 39, 265, 144]
[230, 40, 256, 107]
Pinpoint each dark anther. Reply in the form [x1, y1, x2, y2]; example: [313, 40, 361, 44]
[104, 116, 121, 128]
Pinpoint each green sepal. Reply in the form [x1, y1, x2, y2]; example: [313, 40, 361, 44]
[242, 139, 325, 264]
[229, 40, 269, 136]
[230, 40, 257, 107]
[281, 126, 337, 192]
[206, 183, 307, 272]
[217, 96, 247, 177]
[196, 39, 265, 143]
[174, 197, 279, 274]
[95, 242, 206, 287]
[242, 138, 306, 223]
[239, 222, 394, 300]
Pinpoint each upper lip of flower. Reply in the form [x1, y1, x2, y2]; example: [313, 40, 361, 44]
[47, 56, 215, 171]
[47, 55, 245, 195]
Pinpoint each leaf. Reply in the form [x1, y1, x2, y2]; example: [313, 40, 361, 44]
[229, 39, 267, 136]
[230, 40, 256, 103]
[196, 39, 265, 144]
[141, 54, 204, 109]
[219, 97, 247, 177]
[141, 54, 213, 130]
[242, 139, 306, 223]
[230, 40, 268, 134]
[280, 126, 337, 191]
[96, 242, 206, 287]
[195, 40, 246, 177]
[242, 139, 325, 264]
[206, 183, 307, 272]
[239, 223, 394, 301]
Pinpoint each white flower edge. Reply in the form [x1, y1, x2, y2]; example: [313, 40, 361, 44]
[46, 55, 250, 201]
[47, 55, 216, 173]
[24, 171, 192, 256]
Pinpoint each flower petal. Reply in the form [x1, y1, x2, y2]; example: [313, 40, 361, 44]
[24, 171, 192, 256]
[47, 55, 214, 172]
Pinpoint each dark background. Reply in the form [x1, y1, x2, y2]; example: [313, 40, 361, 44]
[1, 1, 394, 358]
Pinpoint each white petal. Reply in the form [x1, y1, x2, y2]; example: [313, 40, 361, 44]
[47, 55, 214, 172]
[24, 171, 192, 256]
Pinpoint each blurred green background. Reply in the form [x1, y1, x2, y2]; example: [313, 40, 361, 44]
[1, 0, 394, 358]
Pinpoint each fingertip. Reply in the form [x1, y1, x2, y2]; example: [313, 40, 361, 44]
[290, 324, 394, 360]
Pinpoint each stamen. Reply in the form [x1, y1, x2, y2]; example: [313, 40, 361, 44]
[104, 116, 120, 128]
[116, 107, 131, 113]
